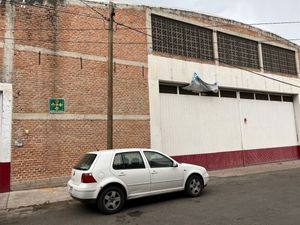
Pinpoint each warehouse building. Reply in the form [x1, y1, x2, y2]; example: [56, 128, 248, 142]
[0, 0, 300, 192]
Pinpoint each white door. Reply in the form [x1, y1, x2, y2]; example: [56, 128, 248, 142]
[111, 151, 151, 196]
[143, 151, 184, 193]
[240, 99, 297, 150]
[159, 93, 242, 156]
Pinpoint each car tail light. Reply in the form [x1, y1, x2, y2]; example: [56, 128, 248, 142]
[81, 173, 97, 183]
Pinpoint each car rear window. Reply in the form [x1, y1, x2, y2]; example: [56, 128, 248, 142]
[74, 154, 97, 171]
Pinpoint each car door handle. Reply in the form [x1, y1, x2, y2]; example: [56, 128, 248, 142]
[118, 172, 126, 176]
[151, 170, 158, 174]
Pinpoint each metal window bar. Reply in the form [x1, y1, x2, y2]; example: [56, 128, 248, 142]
[217, 32, 260, 69]
[151, 14, 214, 61]
[262, 44, 297, 75]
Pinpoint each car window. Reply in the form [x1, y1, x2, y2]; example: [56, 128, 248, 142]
[113, 154, 124, 170]
[144, 151, 173, 168]
[113, 152, 145, 170]
[74, 154, 97, 171]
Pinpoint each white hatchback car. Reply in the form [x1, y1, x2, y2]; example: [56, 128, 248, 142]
[68, 148, 209, 214]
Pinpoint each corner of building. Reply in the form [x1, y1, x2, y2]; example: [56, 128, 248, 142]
[0, 83, 13, 193]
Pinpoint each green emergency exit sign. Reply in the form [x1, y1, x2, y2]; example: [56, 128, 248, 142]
[49, 98, 65, 113]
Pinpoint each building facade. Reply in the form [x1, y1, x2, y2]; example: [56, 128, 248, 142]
[0, 1, 300, 192]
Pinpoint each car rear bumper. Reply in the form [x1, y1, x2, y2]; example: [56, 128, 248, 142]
[68, 180, 99, 200]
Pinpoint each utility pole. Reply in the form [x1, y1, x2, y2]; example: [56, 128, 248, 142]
[107, 1, 115, 150]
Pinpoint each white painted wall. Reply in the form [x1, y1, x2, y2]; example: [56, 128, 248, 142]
[0, 84, 13, 163]
[240, 100, 297, 150]
[148, 55, 300, 155]
[159, 93, 297, 156]
[160, 94, 242, 155]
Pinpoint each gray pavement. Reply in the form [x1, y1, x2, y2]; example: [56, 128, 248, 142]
[0, 159, 300, 212]
[1, 166, 300, 225]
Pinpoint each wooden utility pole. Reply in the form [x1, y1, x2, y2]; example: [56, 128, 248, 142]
[107, 1, 114, 149]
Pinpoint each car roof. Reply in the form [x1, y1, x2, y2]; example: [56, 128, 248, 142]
[88, 148, 156, 155]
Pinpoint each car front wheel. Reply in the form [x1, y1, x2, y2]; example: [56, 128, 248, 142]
[97, 186, 125, 214]
[185, 175, 204, 197]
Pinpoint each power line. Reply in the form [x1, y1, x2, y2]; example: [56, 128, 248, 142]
[1, 36, 300, 45]
[7, 0, 102, 20]
[251, 21, 300, 26]
[4, 1, 300, 34]
[220, 63, 300, 89]
[112, 17, 300, 45]
[113, 20, 152, 38]
[77, 0, 109, 22]
[109, 20, 300, 30]
[0, 28, 108, 31]
[3, 1, 300, 88]
[5, 0, 300, 29]
[0, 36, 150, 44]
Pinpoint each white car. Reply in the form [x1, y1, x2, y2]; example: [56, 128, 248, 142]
[68, 148, 209, 214]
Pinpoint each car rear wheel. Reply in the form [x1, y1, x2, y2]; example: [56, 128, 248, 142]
[185, 175, 203, 197]
[97, 186, 125, 214]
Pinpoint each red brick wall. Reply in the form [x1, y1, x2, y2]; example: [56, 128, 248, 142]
[13, 4, 147, 62]
[0, 48, 3, 72]
[0, 2, 5, 73]
[11, 120, 149, 184]
[8, 3, 150, 188]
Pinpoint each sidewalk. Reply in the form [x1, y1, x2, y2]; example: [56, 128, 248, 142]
[1, 160, 300, 212]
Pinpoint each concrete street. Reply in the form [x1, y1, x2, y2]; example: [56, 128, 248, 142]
[1, 167, 300, 225]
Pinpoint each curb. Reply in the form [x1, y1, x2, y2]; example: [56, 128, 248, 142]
[1, 159, 300, 213]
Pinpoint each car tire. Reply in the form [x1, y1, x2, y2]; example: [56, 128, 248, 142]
[97, 186, 125, 214]
[185, 175, 204, 197]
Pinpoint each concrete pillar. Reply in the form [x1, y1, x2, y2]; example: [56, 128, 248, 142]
[0, 84, 13, 193]
[295, 50, 300, 78]
[213, 30, 219, 65]
[2, 0, 15, 83]
[258, 43, 264, 73]
[293, 95, 300, 146]
[0, 1, 15, 193]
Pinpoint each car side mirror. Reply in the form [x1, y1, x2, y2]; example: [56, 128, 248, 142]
[173, 162, 178, 167]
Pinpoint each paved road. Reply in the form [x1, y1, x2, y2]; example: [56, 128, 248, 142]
[1, 168, 300, 225]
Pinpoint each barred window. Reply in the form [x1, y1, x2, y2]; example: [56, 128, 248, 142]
[151, 14, 214, 61]
[217, 32, 259, 69]
[262, 44, 297, 75]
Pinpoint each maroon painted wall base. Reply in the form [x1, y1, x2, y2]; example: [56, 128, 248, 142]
[0, 162, 10, 193]
[172, 146, 300, 170]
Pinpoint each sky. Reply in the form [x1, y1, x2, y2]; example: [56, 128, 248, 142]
[110, 0, 300, 45]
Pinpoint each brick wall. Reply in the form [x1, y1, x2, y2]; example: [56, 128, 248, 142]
[5, 2, 150, 189]
[13, 4, 147, 61]
[11, 120, 149, 185]
[1, 2, 6, 76]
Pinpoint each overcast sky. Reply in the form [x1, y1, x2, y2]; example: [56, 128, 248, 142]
[111, 0, 300, 45]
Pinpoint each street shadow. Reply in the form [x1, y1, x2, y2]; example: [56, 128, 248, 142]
[125, 191, 185, 209]
[78, 190, 210, 214]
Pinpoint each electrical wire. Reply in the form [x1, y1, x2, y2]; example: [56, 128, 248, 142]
[77, 0, 109, 21]
[0, 36, 149, 44]
[2, 1, 300, 88]
[225, 64, 300, 89]
[6, 0, 102, 20]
